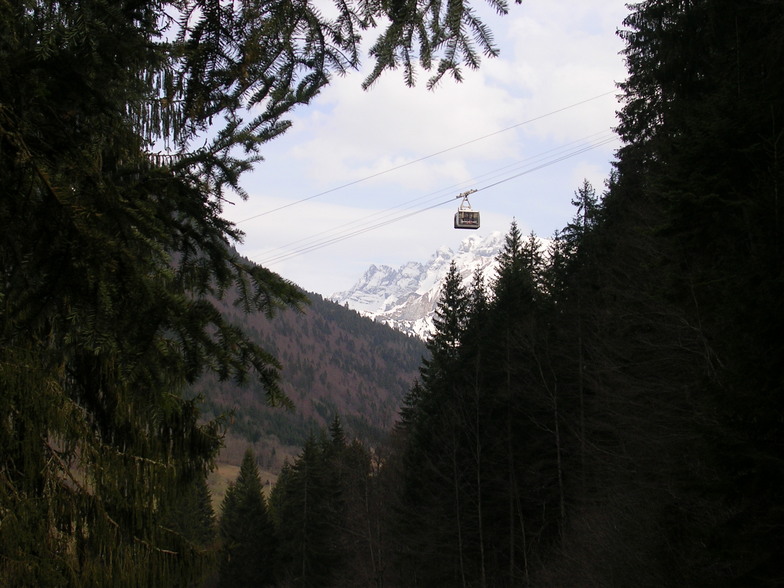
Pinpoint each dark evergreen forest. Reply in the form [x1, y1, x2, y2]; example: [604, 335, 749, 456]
[216, 2, 784, 586]
[3, 0, 783, 586]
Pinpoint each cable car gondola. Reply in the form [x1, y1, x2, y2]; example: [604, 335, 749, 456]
[454, 189, 479, 229]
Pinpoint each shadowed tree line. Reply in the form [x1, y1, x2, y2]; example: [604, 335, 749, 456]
[3, 0, 783, 586]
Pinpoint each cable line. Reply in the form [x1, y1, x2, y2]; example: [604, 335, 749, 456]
[237, 90, 617, 223]
[255, 130, 618, 267]
[478, 135, 617, 192]
[252, 129, 615, 263]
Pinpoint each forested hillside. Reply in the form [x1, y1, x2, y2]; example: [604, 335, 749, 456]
[192, 286, 424, 469]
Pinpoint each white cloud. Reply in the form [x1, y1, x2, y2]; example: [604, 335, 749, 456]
[286, 69, 525, 185]
[226, 0, 631, 296]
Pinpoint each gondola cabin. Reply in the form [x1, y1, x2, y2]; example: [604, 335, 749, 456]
[454, 190, 480, 229]
[454, 208, 480, 229]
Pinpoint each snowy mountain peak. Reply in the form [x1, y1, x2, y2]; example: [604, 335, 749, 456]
[332, 232, 505, 339]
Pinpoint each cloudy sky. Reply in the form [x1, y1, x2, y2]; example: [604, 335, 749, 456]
[222, 0, 631, 297]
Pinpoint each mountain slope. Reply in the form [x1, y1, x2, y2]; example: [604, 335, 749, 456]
[190, 288, 425, 471]
[332, 232, 505, 338]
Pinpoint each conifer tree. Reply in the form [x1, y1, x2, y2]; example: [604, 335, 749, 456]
[393, 260, 491, 585]
[0, 2, 301, 580]
[399, 260, 472, 583]
[324, 417, 383, 587]
[605, 1, 784, 583]
[218, 448, 275, 587]
[467, 269, 489, 332]
[162, 472, 218, 565]
[396, 380, 427, 432]
[483, 223, 559, 583]
[270, 434, 336, 586]
[421, 260, 469, 384]
[564, 179, 600, 249]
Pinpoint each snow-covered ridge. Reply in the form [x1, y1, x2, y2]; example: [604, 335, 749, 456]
[332, 232, 505, 339]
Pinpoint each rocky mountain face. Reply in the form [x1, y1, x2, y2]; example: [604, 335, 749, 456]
[332, 232, 506, 339]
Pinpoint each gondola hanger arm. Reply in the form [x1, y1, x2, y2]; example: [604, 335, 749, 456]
[455, 188, 477, 200]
